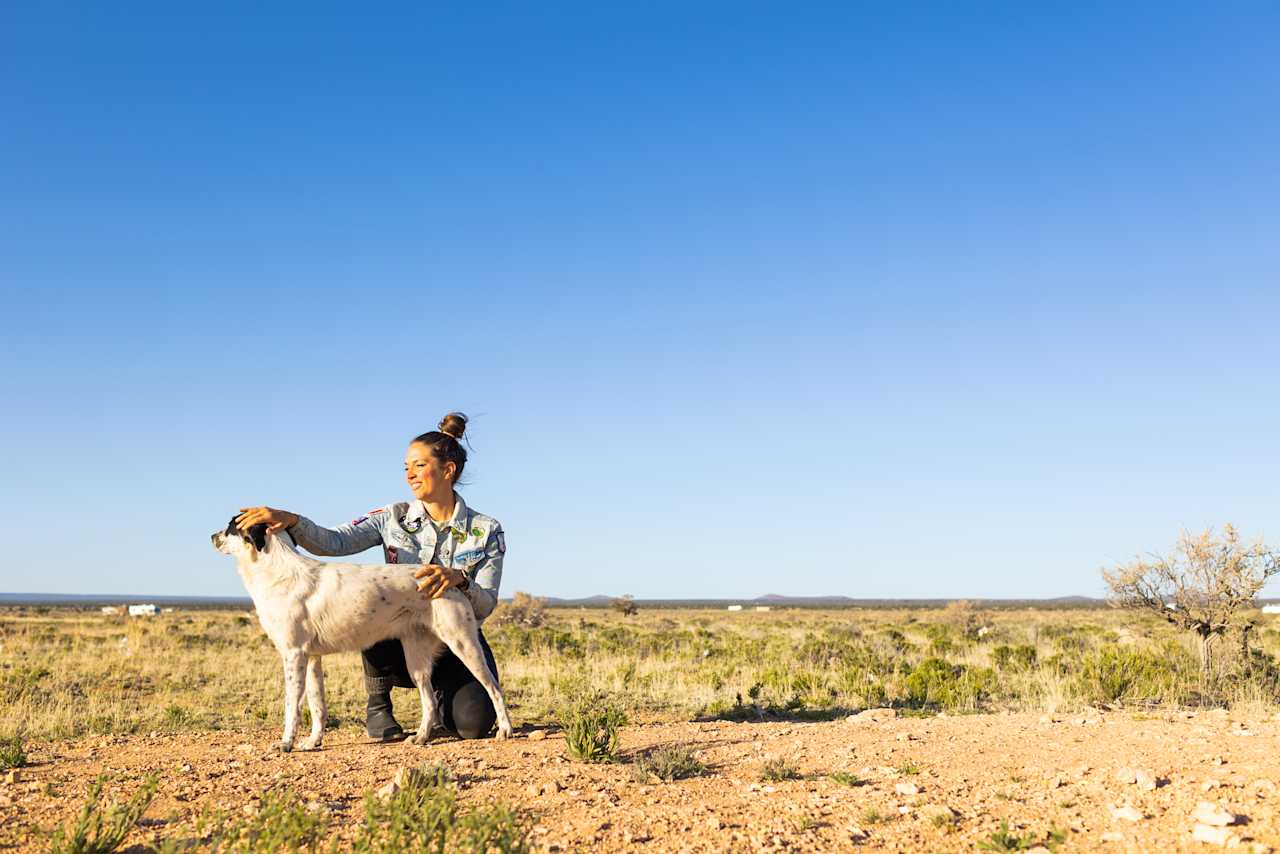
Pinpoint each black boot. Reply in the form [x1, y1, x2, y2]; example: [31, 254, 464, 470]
[365, 676, 405, 742]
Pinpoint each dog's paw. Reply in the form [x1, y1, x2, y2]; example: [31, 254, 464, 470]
[409, 731, 432, 746]
[495, 723, 513, 740]
[298, 737, 323, 751]
[274, 740, 294, 753]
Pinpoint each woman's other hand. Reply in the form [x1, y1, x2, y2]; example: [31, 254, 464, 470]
[414, 564, 466, 599]
[235, 506, 300, 533]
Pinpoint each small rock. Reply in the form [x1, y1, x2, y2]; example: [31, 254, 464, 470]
[920, 804, 956, 823]
[895, 732, 916, 742]
[1027, 847, 1053, 854]
[1190, 801, 1237, 827]
[1110, 804, 1143, 822]
[706, 816, 721, 830]
[1191, 823, 1235, 846]
[375, 780, 398, 800]
[848, 826, 869, 841]
[1047, 774, 1065, 790]
[525, 782, 540, 797]
[1114, 767, 1137, 785]
[4, 770, 20, 784]
[1202, 780, 1222, 791]
[527, 730, 547, 741]
[1250, 779, 1277, 796]
[235, 743, 255, 754]
[1101, 831, 1123, 842]
[894, 782, 920, 796]
[1135, 769, 1158, 791]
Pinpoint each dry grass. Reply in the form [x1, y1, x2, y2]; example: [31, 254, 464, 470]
[3, 605, 1280, 744]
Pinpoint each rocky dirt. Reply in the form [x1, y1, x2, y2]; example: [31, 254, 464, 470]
[4, 709, 1280, 852]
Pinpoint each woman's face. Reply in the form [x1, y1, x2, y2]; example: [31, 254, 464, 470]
[404, 443, 455, 501]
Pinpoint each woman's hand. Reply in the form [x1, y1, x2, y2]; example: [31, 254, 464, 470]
[414, 564, 467, 599]
[235, 506, 300, 533]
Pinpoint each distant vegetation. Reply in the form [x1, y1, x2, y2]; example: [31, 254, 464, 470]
[4, 597, 1280, 745]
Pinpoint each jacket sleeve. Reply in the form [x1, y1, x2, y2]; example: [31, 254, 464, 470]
[463, 525, 504, 622]
[288, 510, 386, 557]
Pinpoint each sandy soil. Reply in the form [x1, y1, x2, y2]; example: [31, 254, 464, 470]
[3, 709, 1280, 852]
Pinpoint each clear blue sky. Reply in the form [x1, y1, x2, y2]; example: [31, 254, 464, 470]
[2, 3, 1278, 599]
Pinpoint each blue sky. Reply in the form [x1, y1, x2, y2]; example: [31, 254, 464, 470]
[2, 3, 1278, 599]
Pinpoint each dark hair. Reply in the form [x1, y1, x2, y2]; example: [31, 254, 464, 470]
[411, 412, 469, 483]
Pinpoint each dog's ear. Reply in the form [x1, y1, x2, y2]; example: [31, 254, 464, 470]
[246, 523, 268, 553]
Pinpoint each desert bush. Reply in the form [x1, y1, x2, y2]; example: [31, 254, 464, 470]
[200, 788, 327, 853]
[561, 699, 626, 763]
[0, 733, 26, 770]
[1104, 525, 1279, 681]
[1074, 644, 1189, 705]
[630, 745, 707, 782]
[991, 645, 1038, 671]
[829, 771, 862, 787]
[352, 764, 527, 853]
[49, 773, 159, 854]
[610, 595, 638, 617]
[759, 758, 800, 782]
[489, 592, 547, 628]
[903, 658, 996, 711]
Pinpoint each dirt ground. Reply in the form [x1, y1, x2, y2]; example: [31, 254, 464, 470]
[4, 708, 1280, 852]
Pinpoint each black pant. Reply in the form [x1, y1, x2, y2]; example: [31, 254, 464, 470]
[362, 631, 499, 740]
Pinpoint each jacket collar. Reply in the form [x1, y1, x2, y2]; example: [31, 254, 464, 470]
[404, 492, 468, 533]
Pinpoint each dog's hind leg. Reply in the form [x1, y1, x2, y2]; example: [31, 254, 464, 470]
[402, 633, 443, 746]
[278, 650, 308, 752]
[433, 614, 514, 740]
[298, 656, 326, 751]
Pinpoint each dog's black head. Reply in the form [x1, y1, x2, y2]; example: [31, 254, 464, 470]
[225, 517, 268, 551]
[212, 516, 268, 556]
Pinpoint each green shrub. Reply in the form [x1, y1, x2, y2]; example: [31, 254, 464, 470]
[829, 772, 862, 787]
[1075, 644, 1185, 704]
[759, 758, 800, 782]
[49, 773, 159, 854]
[991, 645, 1038, 671]
[0, 734, 26, 770]
[630, 746, 707, 782]
[561, 699, 626, 763]
[352, 765, 527, 853]
[903, 658, 996, 711]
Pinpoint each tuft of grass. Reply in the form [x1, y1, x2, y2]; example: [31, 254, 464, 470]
[0, 733, 26, 770]
[759, 758, 801, 782]
[976, 820, 1066, 852]
[49, 773, 159, 854]
[829, 771, 862, 787]
[352, 763, 527, 853]
[630, 745, 707, 782]
[897, 761, 921, 776]
[860, 807, 885, 825]
[561, 699, 626, 763]
[199, 788, 328, 853]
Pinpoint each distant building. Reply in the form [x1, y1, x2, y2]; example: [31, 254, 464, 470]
[754, 606, 771, 612]
[726, 605, 743, 612]
[100, 606, 121, 616]
[1262, 604, 1280, 615]
[128, 604, 158, 617]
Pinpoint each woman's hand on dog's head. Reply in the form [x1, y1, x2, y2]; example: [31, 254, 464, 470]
[236, 506, 299, 534]
[414, 564, 466, 599]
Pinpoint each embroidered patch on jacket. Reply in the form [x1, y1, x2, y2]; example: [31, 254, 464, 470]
[383, 546, 398, 564]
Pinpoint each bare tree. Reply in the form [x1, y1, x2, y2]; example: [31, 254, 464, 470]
[1103, 525, 1280, 681]
[611, 595, 638, 617]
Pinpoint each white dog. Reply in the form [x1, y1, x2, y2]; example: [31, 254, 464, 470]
[211, 518, 513, 751]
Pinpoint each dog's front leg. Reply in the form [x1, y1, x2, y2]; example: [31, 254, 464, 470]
[278, 650, 308, 752]
[298, 656, 326, 751]
[402, 635, 442, 746]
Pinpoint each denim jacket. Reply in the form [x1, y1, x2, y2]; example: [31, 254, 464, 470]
[288, 492, 504, 621]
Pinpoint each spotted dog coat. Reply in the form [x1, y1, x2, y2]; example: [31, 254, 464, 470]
[211, 520, 513, 752]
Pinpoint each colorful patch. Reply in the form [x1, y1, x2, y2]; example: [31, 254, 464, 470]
[351, 515, 369, 526]
[450, 526, 467, 542]
[471, 526, 484, 538]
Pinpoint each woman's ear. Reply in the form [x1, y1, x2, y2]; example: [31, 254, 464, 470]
[444, 461, 458, 483]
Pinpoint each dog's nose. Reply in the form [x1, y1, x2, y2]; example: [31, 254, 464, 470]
[211, 532, 221, 547]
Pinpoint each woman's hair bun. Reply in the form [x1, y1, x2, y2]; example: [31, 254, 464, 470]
[438, 412, 468, 441]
